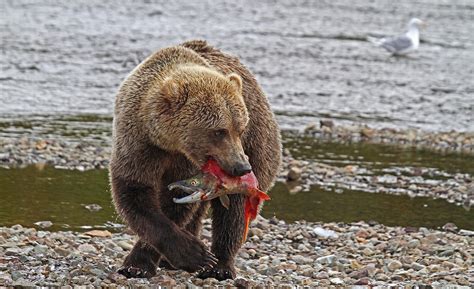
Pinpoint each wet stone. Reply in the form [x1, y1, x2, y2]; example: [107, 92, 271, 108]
[34, 221, 53, 229]
[287, 167, 302, 181]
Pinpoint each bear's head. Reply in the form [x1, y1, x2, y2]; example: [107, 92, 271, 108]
[143, 64, 251, 176]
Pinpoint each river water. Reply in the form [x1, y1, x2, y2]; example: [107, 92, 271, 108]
[1, 149, 472, 231]
[1, 0, 473, 132]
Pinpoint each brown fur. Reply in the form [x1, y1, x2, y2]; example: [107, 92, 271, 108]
[110, 40, 281, 280]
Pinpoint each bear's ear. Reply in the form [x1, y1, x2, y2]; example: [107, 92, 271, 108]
[227, 73, 242, 94]
[159, 78, 187, 112]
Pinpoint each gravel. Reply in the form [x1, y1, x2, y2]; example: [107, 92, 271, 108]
[0, 218, 472, 287]
[302, 124, 474, 154]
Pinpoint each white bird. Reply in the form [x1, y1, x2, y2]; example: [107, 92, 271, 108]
[368, 18, 426, 56]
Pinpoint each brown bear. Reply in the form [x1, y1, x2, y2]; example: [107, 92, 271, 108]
[110, 40, 281, 280]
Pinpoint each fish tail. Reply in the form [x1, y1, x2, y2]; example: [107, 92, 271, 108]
[242, 214, 251, 243]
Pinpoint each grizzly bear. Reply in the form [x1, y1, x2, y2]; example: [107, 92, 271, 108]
[110, 40, 281, 280]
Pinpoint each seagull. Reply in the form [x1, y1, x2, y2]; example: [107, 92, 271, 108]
[368, 18, 426, 56]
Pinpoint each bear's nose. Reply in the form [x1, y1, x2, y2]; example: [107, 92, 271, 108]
[231, 163, 252, 177]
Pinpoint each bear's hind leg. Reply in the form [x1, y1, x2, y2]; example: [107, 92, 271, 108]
[118, 239, 161, 278]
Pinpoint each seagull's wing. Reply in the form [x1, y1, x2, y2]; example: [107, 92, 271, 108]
[380, 35, 414, 53]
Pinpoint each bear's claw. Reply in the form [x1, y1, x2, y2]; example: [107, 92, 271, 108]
[117, 265, 155, 278]
[197, 267, 235, 281]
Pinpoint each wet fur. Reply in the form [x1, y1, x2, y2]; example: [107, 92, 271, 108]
[110, 40, 281, 280]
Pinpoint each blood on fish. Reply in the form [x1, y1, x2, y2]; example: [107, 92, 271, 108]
[201, 159, 271, 242]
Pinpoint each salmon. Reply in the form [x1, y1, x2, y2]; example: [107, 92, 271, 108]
[168, 159, 270, 242]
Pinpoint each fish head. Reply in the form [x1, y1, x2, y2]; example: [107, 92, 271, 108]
[168, 173, 210, 194]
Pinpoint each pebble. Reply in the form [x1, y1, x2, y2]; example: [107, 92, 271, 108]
[313, 227, 338, 239]
[354, 277, 370, 285]
[84, 230, 112, 238]
[77, 244, 97, 253]
[315, 272, 329, 279]
[407, 239, 420, 248]
[54, 246, 71, 257]
[116, 240, 133, 251]
[330, 277, 344, 285]
[316, 254, 337, 266]
[287, 167, 302, 181]
[234, 277, 252, 288]
[387, 260, 403, 271]
[34, 221, 53, 229]
[0, 217, 472, 287]
[84, 204, 103, 212]
[248, 228, 263, 238]
[150, 275, 176, 286]
[33, 244, 48, 254]
[292, 255, 312, 265]
[411, 262, 426, 271]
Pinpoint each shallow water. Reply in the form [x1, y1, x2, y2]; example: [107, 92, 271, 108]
[267, 182, 473, 230]
[0, 145, 472, 231]
[283, 133, 474, 176]
[1, 0, 473, 132]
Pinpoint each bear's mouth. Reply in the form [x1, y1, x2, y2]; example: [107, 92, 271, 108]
[205, 155, 216, 165]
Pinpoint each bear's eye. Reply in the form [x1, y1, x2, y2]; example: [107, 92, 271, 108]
[214, 129, 228, 138]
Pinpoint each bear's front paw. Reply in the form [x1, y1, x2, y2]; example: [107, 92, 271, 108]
[197, 265, 236, 281]
[164, 231, 218, 273]
[117, 265, 156, 278]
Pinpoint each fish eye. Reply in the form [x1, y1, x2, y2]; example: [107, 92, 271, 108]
[191, 180, 197, 186]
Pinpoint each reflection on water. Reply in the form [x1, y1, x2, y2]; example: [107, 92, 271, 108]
[0, 165, 472, 231]
[283, 132, 474, 176]
[265, 182, 473, 230]
[0, 165, 118, 231]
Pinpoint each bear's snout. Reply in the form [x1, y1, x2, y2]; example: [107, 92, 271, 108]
[230, 162, 252, 177]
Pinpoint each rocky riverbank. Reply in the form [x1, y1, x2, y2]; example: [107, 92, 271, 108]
[0, 218, 472, 287]
[302, 121, 474, 154]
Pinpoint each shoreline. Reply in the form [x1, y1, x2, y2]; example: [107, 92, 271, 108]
[299, 122, 474, 154]
[0, 218, 472, 287]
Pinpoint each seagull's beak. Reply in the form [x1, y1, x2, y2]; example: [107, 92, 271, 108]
[420, 21, 427, 29]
